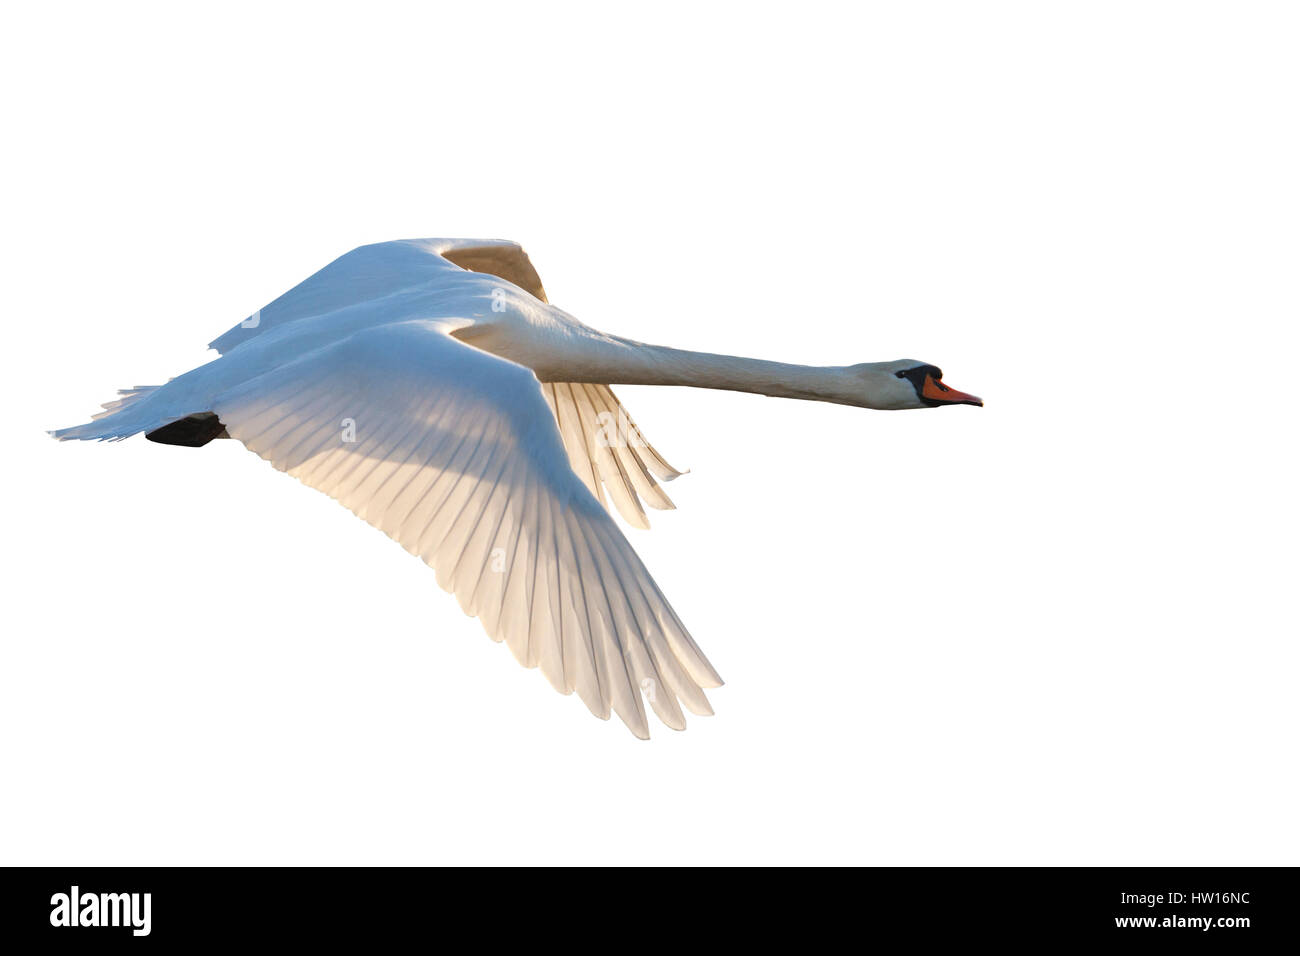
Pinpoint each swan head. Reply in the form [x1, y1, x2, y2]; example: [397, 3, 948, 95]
[852, 360, 983, 410]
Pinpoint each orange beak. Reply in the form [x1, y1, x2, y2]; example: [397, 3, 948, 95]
[921, 374, 983, 407]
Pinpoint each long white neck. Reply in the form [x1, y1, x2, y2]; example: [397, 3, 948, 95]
[526, 330, 891, 409]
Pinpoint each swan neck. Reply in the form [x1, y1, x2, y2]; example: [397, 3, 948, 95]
[559, 337, 871, 406]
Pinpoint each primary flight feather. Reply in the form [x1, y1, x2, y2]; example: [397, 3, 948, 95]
[52, 239, 981, 737]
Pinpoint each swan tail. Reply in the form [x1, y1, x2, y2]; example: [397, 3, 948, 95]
[88, 384, 163, 420]
[48, 381, 215, 444]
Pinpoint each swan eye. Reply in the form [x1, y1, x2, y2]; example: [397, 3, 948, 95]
[895, 370, 906, 379]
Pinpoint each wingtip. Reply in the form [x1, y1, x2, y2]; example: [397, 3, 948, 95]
[626, 511, 652, 531]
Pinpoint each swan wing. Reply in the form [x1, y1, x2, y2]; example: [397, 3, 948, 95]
[210, 319, 721, 737]
[436, 240, 548, 302]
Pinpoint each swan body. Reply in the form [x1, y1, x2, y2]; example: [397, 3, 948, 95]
[52, 239, 982, 737]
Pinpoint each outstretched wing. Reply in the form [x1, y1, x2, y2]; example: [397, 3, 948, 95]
[210, 319, 721, 737]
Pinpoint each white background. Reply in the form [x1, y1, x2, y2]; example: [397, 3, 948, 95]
[2, 2, 1296, 865]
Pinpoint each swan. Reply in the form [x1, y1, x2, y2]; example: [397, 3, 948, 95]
[51, 239, 982, 738]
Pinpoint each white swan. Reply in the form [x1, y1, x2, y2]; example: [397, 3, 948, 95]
[51, 239, 982, 737]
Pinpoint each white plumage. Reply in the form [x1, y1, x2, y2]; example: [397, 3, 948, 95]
[52, 238, 980, 737]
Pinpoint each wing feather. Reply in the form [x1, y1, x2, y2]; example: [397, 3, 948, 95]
[540, 382, 683, 529]
[210, 320, 718, 737]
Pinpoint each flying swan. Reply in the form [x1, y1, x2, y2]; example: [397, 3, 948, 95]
[51, 239, 982, 737]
